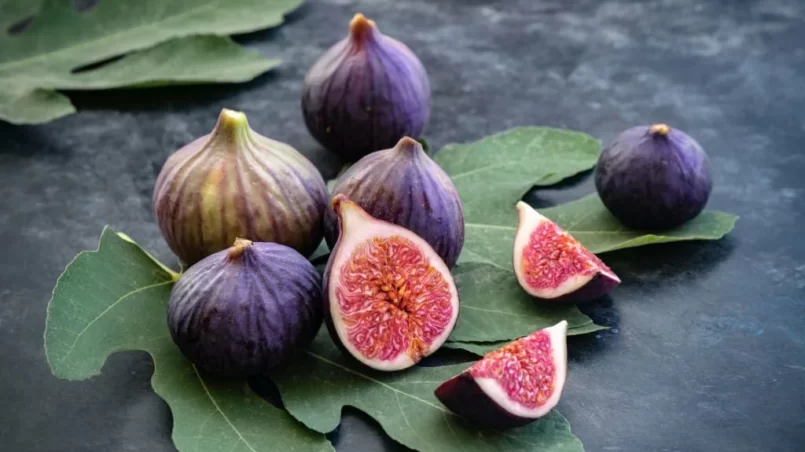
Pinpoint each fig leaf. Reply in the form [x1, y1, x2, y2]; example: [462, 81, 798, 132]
[0, 0, 302, 125]
[271, 330, 585, 452]
[44, 227, 334, 452]
[540, 194, 738, 254]
[448, 263, 604, 342]
[446, 322, 606, 357]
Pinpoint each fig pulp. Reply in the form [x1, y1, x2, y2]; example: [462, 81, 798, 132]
[513, 202, 620, 303]
[435, 321, 568, 429]
[301, 13, 431, 161]
[595, 123, 713, 230]
[323, 195, 459, 371]
[153, 108, 328, 267]
[325, 136, 465, 268]
[167, 239, 323, 377]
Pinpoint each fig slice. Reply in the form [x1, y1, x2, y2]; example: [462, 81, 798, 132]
[434, 321, 569, 429]
[513, 201, 620, 303]
[323, 194, 460, 371]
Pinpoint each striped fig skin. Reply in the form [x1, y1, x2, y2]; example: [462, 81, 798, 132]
[153, 109, 328, 267]
[167, 239, 323, 377]
[324, 137, 464, 268]
[301, 13, 431, 162]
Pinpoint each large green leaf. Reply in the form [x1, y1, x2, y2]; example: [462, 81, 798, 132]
[45, 228, 333, 452]
[0, 0, 302, 124]
[434, 127, 601, 269]
[271, 331, 585, 452]
[541, 194, 738, 253]
[448, 263, 601, 343]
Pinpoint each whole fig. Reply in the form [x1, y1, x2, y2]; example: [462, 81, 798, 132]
[324, 136, 464, 268]
[594, 123, 713, 230]
[153, 108, 328, 267]
[301, 13, 431, 162]
[167, 239, 323, 377]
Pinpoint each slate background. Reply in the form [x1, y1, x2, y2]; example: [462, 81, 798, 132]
[2, 0, 804, 451]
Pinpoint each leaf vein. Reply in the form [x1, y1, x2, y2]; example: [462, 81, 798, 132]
[192, 364, 258, 452]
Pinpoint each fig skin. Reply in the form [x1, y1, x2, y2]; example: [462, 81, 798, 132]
[323, 195, 460, 372]
[435, 321, 568, 430]
[153, 108, 328, 267]
[594, 123, 713, 230]
[434, 373, 536, 429]
[324, 136, 465, 268]
[301, 13, 431, 162]
[167, 239, 323, 378]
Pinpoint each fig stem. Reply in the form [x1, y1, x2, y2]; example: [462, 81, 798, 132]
[649, 123, 671, 136]
[210, 108, 251, 147]
[349, 13, 377, 43]
[228, 238, 253, 261]
[394, 136, 424, 156]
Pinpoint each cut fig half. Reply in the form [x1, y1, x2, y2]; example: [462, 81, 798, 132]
[513, 201, 620, 303]
[323, 194, 460, 371]
[435, 321, 568, 429]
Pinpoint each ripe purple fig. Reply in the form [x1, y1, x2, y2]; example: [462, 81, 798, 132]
[595, 123, 713, 230]
[513, 202, 620, 303]
[301, 13, 431, 162]
[435, 321, 568, 429]
[153, 108, 328, 267]
[324, 136, 464, 268]
[323, 195, 459, 371]
[167, 239, 323, 377]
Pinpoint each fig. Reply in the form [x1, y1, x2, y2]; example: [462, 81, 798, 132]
[595, 123, 713, 230]
[323, 195, 459, 371]
[167, 238, 323, 377]
[324, 136, 464, 268]
[435, 321, 568, 429]
[153, 108, 328, 267]
[301, 13, 431, 162]
[513, 202, 620, 303]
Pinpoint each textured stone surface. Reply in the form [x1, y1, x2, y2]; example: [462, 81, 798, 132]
[2, 0, 804, 451]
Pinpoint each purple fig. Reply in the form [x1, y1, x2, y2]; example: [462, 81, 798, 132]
[595, 123, 713, 230]
[323, 195, 460, 371]
[324, 136, 464, 268]
[435, 321, 568, 429]
[301, 13, 431, 162]
[513, 202, 620, 303]
[153, 108, 328, 267]
[167, 239, 323, 377]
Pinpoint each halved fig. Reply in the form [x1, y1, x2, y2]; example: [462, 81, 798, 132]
[323, 194, 460, 371]
[513, 201, 620, 303]
[435, 321, 568, 429]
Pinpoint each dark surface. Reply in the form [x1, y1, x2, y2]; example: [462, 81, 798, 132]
[2, 0, 804, 451]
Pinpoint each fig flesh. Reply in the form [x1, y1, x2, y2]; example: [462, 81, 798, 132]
[435, 321, 568, 429]
[595, 123, 713, 230]
[323, 195, 459, 371]
[325, 136, 464, 268]
[153, 108, 328, 267]
[301, 13, 431, 161]
[167, 239, 323, 377]
[513, 202, 620, 303]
